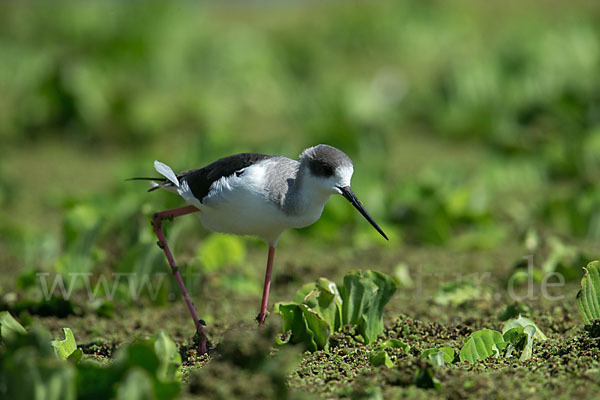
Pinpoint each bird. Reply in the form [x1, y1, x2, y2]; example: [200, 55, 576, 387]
[130, 144, 388, 354]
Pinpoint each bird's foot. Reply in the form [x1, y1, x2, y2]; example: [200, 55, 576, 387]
[255, 311, 269, 325]
[193, 330, 209, 355]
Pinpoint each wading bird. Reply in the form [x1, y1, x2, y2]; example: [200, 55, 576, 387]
[131, 144, 388, 354]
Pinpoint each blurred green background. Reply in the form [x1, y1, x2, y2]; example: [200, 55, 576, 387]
[1, 0, 600, 320]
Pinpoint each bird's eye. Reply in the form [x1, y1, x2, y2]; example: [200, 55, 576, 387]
[309, 160, 334, 177]
[321, 164, 334, 176]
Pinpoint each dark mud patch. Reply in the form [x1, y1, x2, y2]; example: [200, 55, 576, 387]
[184, 324, 302, 400]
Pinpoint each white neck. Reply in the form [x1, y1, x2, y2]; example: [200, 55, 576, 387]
[282, 167, 332, 227]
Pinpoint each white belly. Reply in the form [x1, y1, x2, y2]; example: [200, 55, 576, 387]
[199, 189, 290, 245]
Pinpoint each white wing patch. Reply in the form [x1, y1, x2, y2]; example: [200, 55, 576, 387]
[154, 160, 180, 187]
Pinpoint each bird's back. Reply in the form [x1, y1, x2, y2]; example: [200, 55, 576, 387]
[182, 153, 273, 202]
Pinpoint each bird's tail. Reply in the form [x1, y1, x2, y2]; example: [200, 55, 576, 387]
[127, 160, 180, 192]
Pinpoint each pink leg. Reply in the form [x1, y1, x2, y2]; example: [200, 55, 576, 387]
[151, 205, 209, 354]
[257, 246, 275, 325]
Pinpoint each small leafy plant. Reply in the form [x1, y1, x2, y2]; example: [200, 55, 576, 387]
[370, 339, 410, 368]
[0, 315, 182, 400]
[459, 329, 505, 362]
[275, 270, 397, 351]
[421, 347, 455, 367]
[577, 260, 600, 325]
[0, 311, 27, 341]
[459, 315, 546, 363]
[51, 327, 83, 363]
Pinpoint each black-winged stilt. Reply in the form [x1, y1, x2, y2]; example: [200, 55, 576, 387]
[131, 144, 388, 354]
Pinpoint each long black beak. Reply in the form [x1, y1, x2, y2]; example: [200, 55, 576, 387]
[338, 186, 388, 241]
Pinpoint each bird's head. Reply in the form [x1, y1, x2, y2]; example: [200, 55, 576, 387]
[299, 144, 388, 240]
[300, 144, 354, 193]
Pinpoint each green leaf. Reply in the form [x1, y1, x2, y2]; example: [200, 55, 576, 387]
[275, 303, 310, 346]
[68, 348, 83, 364]
[51, 328, 79, 360]
[520, 326, 536, 361]
[341, 270, 396, 344]
[459, 329, 505, 363]
[370, 350, 395, 368]
[502, 327, 526, 345]
[316, 278, 343, 329]
[421, 347, 455, 366]
[370, 339, 409, 368]
[275, 331, 291, 345]
[502, 327, 526, 358]
[273, 302, 331, 351]
[502, 326, 536, 361]
[341, 272, 377, 327]
[429, 351, 446, 367]
[0, 311, 27, 340]
[502, 315, 547, 341]
[153, 331, 182, 381]
[299, 304, 331, 351]
[577, 260, 600, 325]
[375, 339, 410, 353]
[298, 278, 342, 331]
[293, 282, 318, 303]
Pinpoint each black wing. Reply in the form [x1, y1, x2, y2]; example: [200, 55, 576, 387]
[182, 153, 272, 202]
